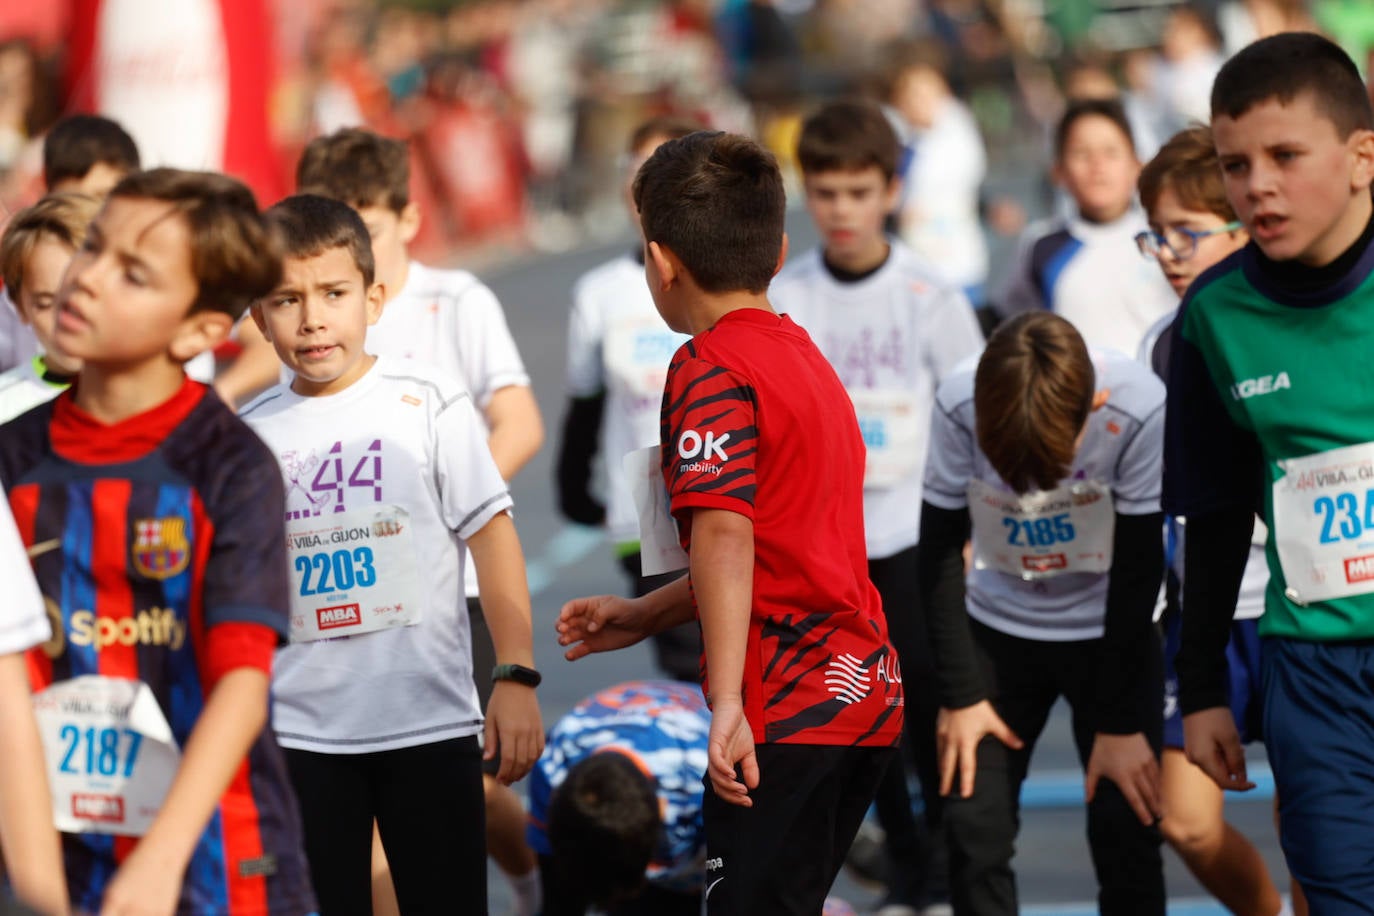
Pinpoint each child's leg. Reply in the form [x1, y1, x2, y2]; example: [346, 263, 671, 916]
[1263, 638, 1374, 913]
[701, 744, 895, 915]
[867, 545, 932, 903]
[1160, 748, 1280, 915]
[374, 735, 486, 912]
[943, 621, 1060, 916]
[282, 748, 376, 913]
[1062, 636, 1164, 916]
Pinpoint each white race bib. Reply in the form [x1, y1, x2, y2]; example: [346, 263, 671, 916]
[605, 316, 678, 402]
[1272, 442, 1374, 604]
[968, 479, 1115, 579]
[287, 505, 422, 642]
[624, 445, 689, 577]
[850, 389, 921, 489]
[33, 676, 181, 836]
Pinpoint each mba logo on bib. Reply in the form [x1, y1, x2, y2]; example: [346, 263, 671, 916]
[1230, 371, 1291, 401]
[317, 604, 362, 630]
[132, 517, 190, 579]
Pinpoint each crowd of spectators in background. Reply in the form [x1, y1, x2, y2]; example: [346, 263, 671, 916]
[0, 0, 1372, 267]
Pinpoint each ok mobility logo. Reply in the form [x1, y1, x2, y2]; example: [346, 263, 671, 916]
[678, 428, 729, 477]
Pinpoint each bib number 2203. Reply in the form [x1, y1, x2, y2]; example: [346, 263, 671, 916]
[295, 547, 377, 596]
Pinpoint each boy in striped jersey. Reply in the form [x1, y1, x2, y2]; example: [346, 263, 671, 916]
[558, 131, 903, 915]
[0, 169, 315, 914]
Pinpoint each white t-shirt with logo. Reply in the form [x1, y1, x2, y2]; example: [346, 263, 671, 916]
[773, 243, 985, 559]
[565, 254, 689, 545]
[366, 260, 531, 597]
[241, 356, 512, 753]
[923, 351, 1165, 640]
[0, 485, 50, 655]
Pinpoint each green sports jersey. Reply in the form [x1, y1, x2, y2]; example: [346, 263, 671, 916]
[1164, 239, 1374, 641]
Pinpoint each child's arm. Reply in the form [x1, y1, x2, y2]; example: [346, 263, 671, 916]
[557, 574, 693, 659]
[688, 508, 759, 808]
[99, 665, 270, 916]
[0, 652, 68, 915]
[467, 512, 544, 786]
[485, 385, 545, 481]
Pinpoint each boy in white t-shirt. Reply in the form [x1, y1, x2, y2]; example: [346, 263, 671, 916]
[296, 127, 545, 910]
[556, 115, 702, 682]
[0, 489, 66, 915]
[0, 192, 99, 423]
[771, 99, 984, 916]
[241, 194, 544, 912]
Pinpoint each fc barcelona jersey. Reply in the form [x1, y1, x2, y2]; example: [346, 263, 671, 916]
[0, 380, 315, 915]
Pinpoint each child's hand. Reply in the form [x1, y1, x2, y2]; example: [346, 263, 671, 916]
[99, 838, 184, 916]
[937, 701, 1024, 799]
[1182, 706, 1255, 792]
[706, 697, 757, 807]
[556, 594, 652, 660]
[485, 681, 544, 785]
[1085, 731, 1163, 826]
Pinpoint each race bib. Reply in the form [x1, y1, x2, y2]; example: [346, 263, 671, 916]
[287, 505, 422, 642]
[850, 389, 920, 489]
[32, 676, 180, 836]
[605, 316, 679, 402]
[624, 445, 689, 576]
[968, 479, 1115, 579]
[1271, 442, 1374, 604]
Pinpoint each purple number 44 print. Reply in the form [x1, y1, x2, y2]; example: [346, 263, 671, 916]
[283, 441, 387, 520]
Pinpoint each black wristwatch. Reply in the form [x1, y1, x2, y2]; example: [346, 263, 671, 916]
[491, 663, 542, 688]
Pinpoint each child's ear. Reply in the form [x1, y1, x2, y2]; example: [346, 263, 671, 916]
[170, 310, 234, 363]
[398, 203, 422, 245]
[249, 302, 271, 341]
[648, 241, 677, 291]
[365, 282, 385, 326]
[772, 232, 790, 279]
[1349, 128, 1374, 192]
[885, 176, 902, 212]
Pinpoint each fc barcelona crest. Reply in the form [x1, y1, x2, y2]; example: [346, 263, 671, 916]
[132, 517, 190, 580]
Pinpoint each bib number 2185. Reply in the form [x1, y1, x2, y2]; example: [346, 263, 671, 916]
[1003, 514, 1075, 547]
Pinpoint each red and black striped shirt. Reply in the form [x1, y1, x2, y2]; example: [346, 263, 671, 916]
[660, 308, 903, 747]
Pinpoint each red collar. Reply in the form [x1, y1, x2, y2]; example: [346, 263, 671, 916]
[51, 377, 207, 464]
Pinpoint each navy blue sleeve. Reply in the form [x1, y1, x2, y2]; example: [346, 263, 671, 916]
[1162, 310, 1263, 517]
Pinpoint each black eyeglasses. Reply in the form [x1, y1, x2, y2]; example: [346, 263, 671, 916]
[1134, 222, 1243, 261]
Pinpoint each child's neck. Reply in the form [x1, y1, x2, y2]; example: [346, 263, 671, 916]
[683, 289, 776, 336]
[1077, 202, 1131, 225]
[380, 258, 411, 306]
[823, 238, 890, 278]
[74, 358, 189, 424]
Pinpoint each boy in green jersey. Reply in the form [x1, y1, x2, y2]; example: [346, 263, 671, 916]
[1163, 31, 1374, 911]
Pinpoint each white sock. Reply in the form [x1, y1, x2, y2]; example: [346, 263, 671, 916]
[509, 866, 542, 916]
[1275, 896, 1294, 916]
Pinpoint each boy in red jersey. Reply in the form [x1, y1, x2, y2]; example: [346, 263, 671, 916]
[558, 131, 904, 914]
[0, 169, 315, 915]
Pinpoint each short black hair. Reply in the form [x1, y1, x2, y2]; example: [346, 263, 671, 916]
[796, 99, 900, 180]
[264, 195, 376, 288]
[1055, 97, 1136, 160]
[633, 131, 785, 295]
[547, 752, 661, 907]
[43, 115, 140, 189]
[1211, 32, 1374, 138]
[296, 128, 410, 212]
